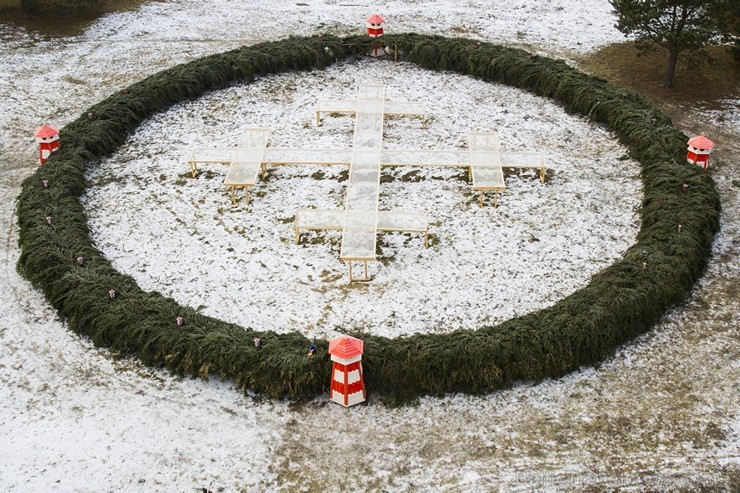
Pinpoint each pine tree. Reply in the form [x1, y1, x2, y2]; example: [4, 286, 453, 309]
[609, 0, 735, 88]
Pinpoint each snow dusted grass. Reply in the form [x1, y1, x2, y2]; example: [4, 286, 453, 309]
[79, 0, 620, 54]
[1, 1, 737, 491]
[695, 99, 740, 137]
[82, 60, 641, 339]
[0, 276, 286, 491]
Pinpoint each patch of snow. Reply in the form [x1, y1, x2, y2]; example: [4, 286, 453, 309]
[82, 60, 641, 338]
[0, 242, 288, 491]
[0, 1, 737, 491]
[694, 99, 740, 137]
[83, 1, 622, 54]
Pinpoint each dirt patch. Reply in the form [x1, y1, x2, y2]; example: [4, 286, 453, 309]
[581, 42, 739, 112]
[0, 0, 148, 37]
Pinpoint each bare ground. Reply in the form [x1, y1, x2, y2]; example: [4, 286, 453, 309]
[0, 3, 737, 491]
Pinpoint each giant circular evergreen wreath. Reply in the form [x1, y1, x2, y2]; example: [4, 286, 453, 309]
[16, 34, 720, 401]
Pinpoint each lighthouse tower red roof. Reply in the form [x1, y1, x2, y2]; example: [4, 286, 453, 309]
[687, 135, 714, 150]
[35, 124, 59, 139]
[329, 336, 364, 359]
[367, 13, 385, 24]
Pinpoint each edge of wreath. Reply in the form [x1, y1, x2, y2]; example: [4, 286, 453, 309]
[16, 34, 720, 402]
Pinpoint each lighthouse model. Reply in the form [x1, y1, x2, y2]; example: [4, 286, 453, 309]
[35, 124, 60, 164]
[367, 13, 385, 37]
[328, 335, 366, 407]
[686, 135, 715, 169]
[367, 13, 386, 57]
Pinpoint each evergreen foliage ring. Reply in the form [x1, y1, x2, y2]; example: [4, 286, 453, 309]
[16, 34, 720, 401]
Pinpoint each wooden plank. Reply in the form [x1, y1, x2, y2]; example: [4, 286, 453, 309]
[316, 99, 357, 114]
[262, 148, 353, 165]
[471, 165, 506, 190]
[376, 211, 428, 232]
[497, 151, 546, 169]
[380, 149, 470, 167]
[295, 209, 428, 233]
[294, 209, 345, 230]
[382, 100, 425, 116]
[223, 162, 261, 187]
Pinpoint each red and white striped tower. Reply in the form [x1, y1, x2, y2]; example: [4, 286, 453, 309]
[686, 135, 715, 169]
[35, 124, 60, 164]
[328, 335, 366, 407]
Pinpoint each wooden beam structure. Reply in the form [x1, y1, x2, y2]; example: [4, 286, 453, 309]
[185, 84, 548, 281]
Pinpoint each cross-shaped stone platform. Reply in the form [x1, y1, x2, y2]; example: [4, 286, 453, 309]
[186, 84, 548, 282]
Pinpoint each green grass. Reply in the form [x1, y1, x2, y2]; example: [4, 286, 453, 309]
[16, 34, 721, 402]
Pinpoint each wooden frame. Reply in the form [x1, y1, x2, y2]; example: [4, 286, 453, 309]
[184, 85, 548, 282]
[293, 209, 429, 248]
[347, 261, 371, 282]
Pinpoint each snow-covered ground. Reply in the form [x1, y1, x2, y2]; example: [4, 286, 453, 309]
[82, 60, 641, 338]
[1, 1, 737, 491]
